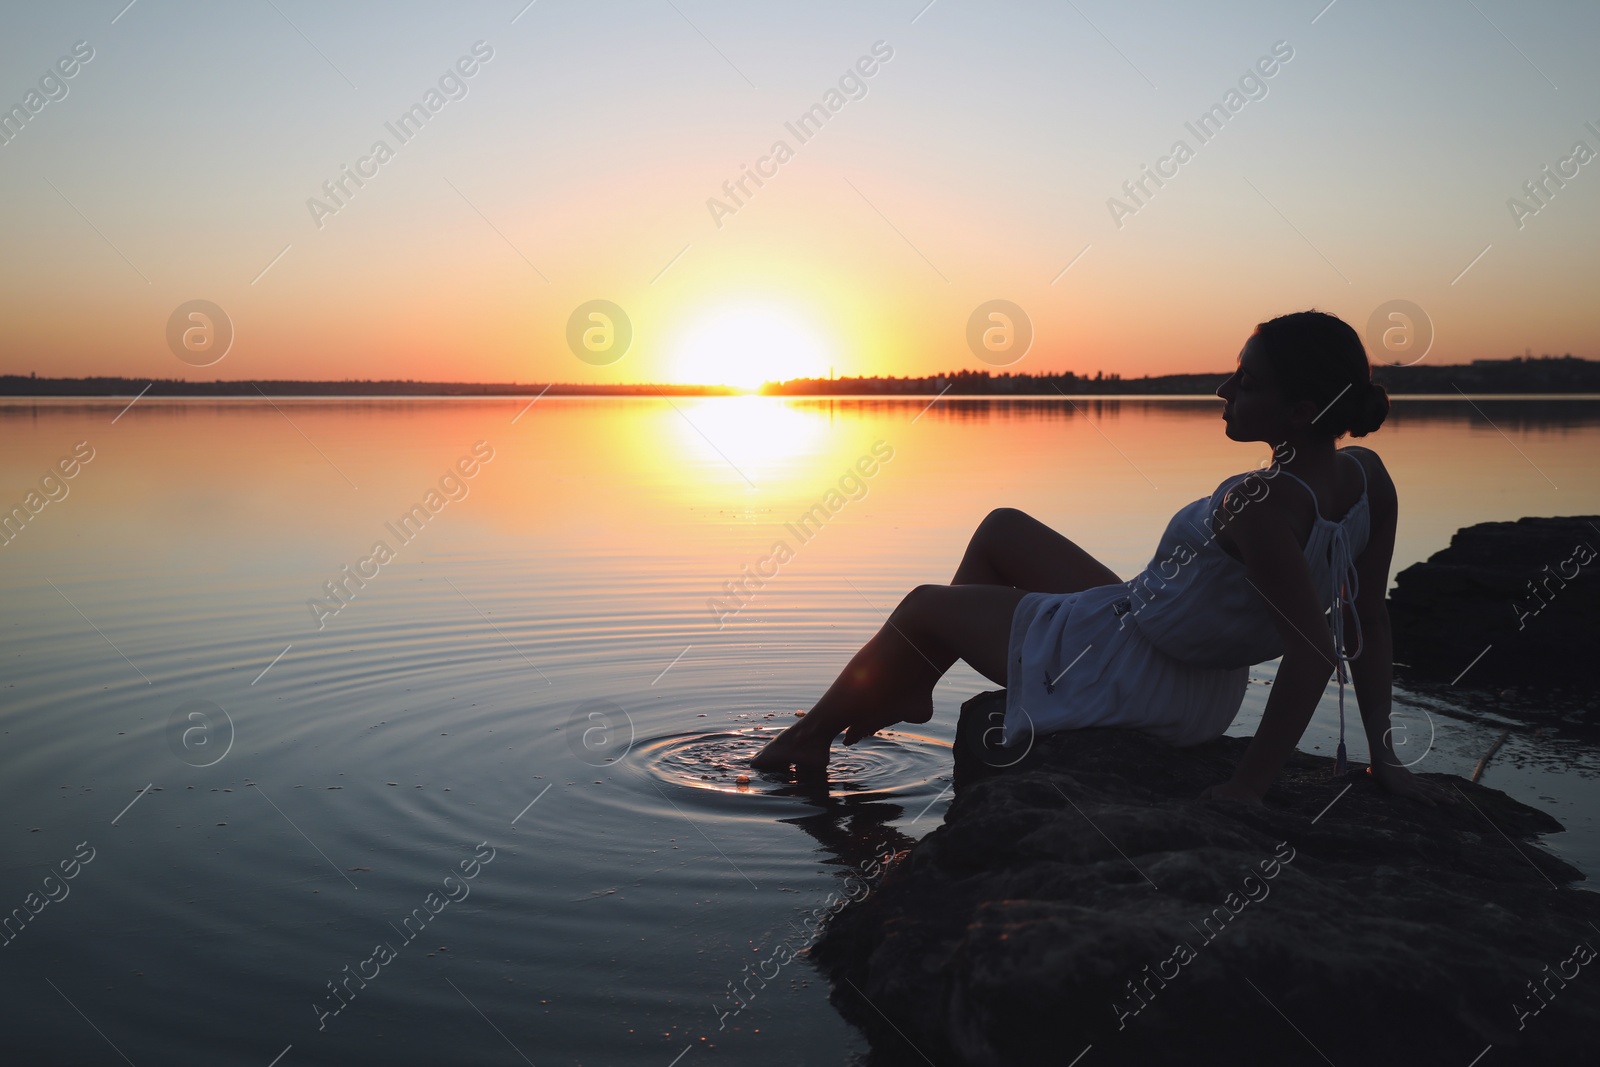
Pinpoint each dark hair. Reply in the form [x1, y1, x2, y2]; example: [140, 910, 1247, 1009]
[1252, 310, 1388, 438]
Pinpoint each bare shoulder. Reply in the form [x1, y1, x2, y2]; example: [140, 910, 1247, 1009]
[1215, 467, 1305, 560]
[1340, 445, 1397, 509]
[1341, 444, 1398, 559]
[1217, 466, 1295, 521]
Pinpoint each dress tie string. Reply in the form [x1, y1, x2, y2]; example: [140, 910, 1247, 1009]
[1326, 523, 1363, 777]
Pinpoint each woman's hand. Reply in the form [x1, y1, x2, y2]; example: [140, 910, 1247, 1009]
[1369, 761, 1458, 807]
[1199, 780, 1264, 806]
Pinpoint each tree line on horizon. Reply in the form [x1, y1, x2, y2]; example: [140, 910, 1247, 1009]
[1, 353, 1596, 396]
[759, 354, 1600, 395]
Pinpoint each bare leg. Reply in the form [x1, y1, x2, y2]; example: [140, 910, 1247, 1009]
[952, 507, 1122, 590]
[750, 509, 1122, 774]
[750, 583, 1027, 771]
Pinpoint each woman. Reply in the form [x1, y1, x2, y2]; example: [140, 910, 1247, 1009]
[751, 310, 1455, 807]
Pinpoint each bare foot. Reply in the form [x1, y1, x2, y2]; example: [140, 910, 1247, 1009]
[840, 694, 934, 746]
[750, 717, 834, 772]
[752, 693, 936, 772]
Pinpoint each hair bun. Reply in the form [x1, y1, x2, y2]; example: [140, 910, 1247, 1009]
[1253, 310, 1387, 440]
[1348, 381, 1389, 438]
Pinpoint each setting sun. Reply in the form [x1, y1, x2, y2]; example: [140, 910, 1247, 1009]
[670, 305, 832, 390]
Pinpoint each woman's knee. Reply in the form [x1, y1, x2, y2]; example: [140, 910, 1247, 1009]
[980, 507, 1028, 532]
[898, 583, 948, 616]
[972, 507, 1030, 550]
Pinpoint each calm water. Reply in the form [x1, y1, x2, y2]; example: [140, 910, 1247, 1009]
[2, 396, 1598, 1066]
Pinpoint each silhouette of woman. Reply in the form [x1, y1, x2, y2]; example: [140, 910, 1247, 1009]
[752, 311, 1455, 807]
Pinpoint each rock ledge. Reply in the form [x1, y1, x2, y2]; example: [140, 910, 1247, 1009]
[814, 690, 1600, 1066]
[1387, 514, 1599, 688]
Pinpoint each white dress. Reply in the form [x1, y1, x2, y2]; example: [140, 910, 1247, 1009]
[1003, 450, 1371, 748]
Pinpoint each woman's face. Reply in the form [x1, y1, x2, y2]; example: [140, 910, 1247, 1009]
[1215, 336, 1289, 443]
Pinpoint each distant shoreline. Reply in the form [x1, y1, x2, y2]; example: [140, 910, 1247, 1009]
[3, 356, 1597, 397]
[6, 392, 1600, 402]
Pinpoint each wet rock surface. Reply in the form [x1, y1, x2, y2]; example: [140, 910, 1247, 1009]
[814, 690, 1600, 1067]
[1387, 515, 1600, 693]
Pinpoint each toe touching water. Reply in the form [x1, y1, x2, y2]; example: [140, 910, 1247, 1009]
[751, 691, 938, 773]
[749, 713, 833, 772]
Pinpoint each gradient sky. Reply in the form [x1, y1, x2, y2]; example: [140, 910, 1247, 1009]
[1, 0, 1596, 385]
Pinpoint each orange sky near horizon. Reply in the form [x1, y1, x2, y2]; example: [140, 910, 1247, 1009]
[1, 2, 1596, 386]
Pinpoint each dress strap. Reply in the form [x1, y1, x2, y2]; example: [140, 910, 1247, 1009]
[1341, 449, 1369, 495]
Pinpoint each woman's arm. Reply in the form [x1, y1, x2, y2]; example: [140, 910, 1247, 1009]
[1350, 610, 1453, 805]
[1349, 447, 1402, 770]
[1344, 450, 1457, 805]
[1350, 606, 1399, 767]
[1208, 492, 1338, 801]
[1219, 647, 1338, 800]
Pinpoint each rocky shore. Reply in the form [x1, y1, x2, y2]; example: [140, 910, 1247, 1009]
[813, 690, 1600, 1066]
